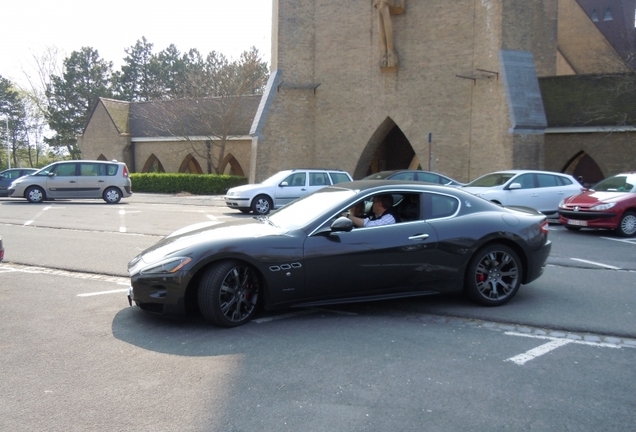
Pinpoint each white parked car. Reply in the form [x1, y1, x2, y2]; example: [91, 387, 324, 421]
[461, 170, 583, 217]
[224, 169, 353, 215]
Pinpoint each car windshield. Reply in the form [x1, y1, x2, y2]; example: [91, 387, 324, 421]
[466, 173, 515, 187]
[592, 174, 636, 192]
[259, 171, 294, 186]
[268, 188, 356, 229]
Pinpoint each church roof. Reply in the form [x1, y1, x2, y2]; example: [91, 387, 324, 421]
[539, 73, 636, 127]
[128, 95, 261, 138]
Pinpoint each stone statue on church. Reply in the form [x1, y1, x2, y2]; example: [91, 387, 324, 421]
[374, 0, 406, 69]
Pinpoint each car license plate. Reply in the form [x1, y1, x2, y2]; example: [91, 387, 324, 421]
[567, 219, 587, 226]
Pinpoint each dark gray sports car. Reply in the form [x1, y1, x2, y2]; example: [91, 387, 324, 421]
[127, 180, 552, 327]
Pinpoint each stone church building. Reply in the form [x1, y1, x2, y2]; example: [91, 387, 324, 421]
[78, 0, 636, 185]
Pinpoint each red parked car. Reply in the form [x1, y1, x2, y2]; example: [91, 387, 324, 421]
[558, 172, 636, 237]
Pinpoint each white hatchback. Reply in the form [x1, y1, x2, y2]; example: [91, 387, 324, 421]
[461, 170, 583, 217]
[224, 169, 353, 215]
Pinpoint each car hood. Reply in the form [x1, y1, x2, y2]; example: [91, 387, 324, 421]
[136, 218, 287, 265]
[563, 191, 632, 205]
[227, 183, 267, 193]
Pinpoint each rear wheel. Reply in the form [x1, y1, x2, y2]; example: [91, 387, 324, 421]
[103, 187, 122, 204]
[198, 260, 261, 327]
[251, 195, 272, 215]
[616, 211, 636, 237]
[465, 244, 522, 306]
[25, 186, 45, 203]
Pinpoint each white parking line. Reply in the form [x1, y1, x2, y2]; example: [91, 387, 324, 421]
[505, 332, 621, 365]
[77, 288, 129, 297]
[24, 205, 53, 226]
[601, 236, 636, 245]
[570, 258, 621, 270]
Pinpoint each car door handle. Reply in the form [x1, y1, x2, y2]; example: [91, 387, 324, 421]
[69, 180, 76, 183]
[98, 180, 105, 183]
[408, 234, 429, 241]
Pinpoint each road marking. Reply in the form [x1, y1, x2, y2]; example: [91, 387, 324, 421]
[119, 208, 127, 233]
[77, 288, 129, 297]
[601, 236, 636, 245]
[505, 332, 621, 365]
[570, 258, 621, 270]
[24, 205, 53, 226]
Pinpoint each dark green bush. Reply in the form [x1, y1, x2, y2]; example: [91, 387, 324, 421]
[130, 173, 247, 195]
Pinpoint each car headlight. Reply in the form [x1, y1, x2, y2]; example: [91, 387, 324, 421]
[140, 257, 192, 275]
[227, 190, 241, 197]
[558, 199, 565, 208]
[590, 202, 616, 211]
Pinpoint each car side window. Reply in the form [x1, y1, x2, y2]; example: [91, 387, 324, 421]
[420, 193, 459, 219]
[557, 176, 573, 186]
[282, 172, 306, 187]
[53, 164, 76, 176]
[515, 174, 535, 189]
[392, 172, 415, 181]
[536, 174, 559, 188]
[309, 172, 329, 186]
[416, 173, 440, 183]
[4, 170, 21, 180]
[329, 172, 351, 184]
[79, 163, 101, 176]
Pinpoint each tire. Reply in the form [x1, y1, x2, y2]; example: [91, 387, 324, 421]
[103, 187, 122, 204]
[251, 195, 273, 215]
[25, 186, 45, 203]
[465, 244, 522, 306]
[616, 211, 636, 237]
[198, 260, 261, 327]
[564, 225, 582, 231]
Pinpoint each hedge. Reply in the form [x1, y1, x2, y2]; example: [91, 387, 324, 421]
[129, 173, 248, 195]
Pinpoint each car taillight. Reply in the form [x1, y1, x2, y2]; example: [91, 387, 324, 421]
[539, 220, 549, 235]
[123, 166, 129, 178]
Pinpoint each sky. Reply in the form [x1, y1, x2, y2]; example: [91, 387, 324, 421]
[1, 0, 273, 88]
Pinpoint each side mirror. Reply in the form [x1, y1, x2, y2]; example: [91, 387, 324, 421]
[508, 182, 521, 190]
[330, 216, 354, 232]
[48, 172, 55, 177]
[280, 181, 289, 187]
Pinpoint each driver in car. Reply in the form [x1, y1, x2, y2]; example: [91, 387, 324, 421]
[348, 194, 396, 227]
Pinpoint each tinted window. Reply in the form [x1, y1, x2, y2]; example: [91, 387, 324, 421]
[468, 173, 515, 187]
[392, 172, 416, 181]
[417, 173, 441, 184]
[106, 164, 119, 176]
[309, 172, 329, 186]
[515, 174, 535, 189]
[536, 174, 559, 187]
[329, 172, 351, 184]
[557, 176, 573, 186]
[422, 193, 459, 219]
[79, 163, 102, 176]
[2, 170, 23, 180]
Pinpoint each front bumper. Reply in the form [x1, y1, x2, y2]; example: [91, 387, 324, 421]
[224, 196, 250, 210]
[127, 273, 188, 317]
[558, 210, 619, 229]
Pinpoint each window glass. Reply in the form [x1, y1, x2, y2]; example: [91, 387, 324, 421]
[417, 172, 440, 183]
[467, 173, 515, 187]
[425, 193, 459, 219]
[106, 164, 118, 176]
[557, 176, 573, 186]
[392, 172, 416, 181]
[282, 172, 306, 187]
[515, 174, 535, 189]
[536, 174, 559, 188]
[53, 163, 76, 176]
[309, 172, 329, 186]
[3, 170, 21, 180]
[329, 172, 351, 184]
[79, 163, 101, 176]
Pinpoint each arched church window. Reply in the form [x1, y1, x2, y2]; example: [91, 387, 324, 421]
[604, 8, 613, 21]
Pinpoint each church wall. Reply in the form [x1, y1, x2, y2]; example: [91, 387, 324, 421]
[259, 0, 554, 184]
[78, 102, 131, 167]
[544, 131, 636, 177]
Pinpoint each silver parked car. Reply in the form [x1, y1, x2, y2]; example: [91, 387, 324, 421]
[7, 160, 132, 204]
[224, 169, 353, 215]
[461, 170, 583, 217]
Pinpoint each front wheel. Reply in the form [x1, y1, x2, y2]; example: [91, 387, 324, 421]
[25, 186, 45, 203]
[251, 195, 273, 215]
[103, 187, 122, 204]
[616, 211, 636, 237]
[465, 244, 522, 306]
[198, 260, 261, 327]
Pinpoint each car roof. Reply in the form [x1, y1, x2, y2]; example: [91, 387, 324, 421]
[326, 179, 464, 193]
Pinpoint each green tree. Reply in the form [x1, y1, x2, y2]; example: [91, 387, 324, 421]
[46, 47, 114, 158]
[113, 37, 162, 101]
[0, 75, 30, 169]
